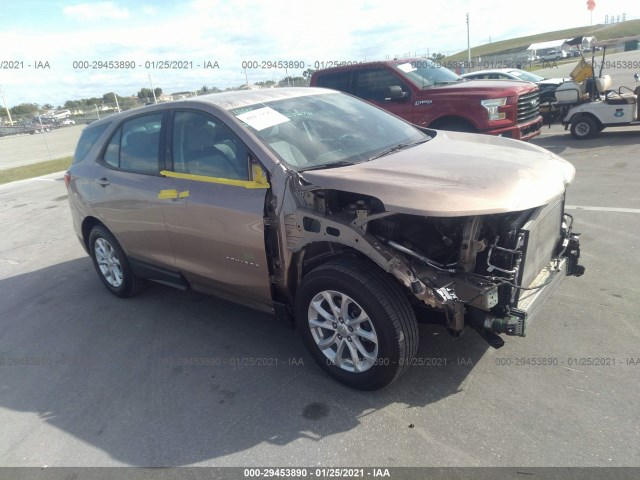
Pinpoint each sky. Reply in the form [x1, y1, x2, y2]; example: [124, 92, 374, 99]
[0, 0, 637, 108]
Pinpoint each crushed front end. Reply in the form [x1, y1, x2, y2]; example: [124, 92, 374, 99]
[368, 197, 584, 346]
[282, 183, 584, 348]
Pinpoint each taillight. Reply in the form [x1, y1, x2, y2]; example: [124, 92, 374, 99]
[64, 171, 71, 189]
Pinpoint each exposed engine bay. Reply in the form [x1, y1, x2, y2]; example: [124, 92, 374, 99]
[282, 187, 584, 348]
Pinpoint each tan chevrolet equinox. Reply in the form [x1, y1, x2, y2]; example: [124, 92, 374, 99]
[66, 87, 584, 390]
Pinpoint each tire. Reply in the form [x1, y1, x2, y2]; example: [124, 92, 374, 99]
[88, 225, 145, 298]
[295, 257, 418, 390]
[570, 115, 599, 139]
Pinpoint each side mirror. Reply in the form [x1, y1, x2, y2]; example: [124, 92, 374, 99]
[385, 86, 408, 101]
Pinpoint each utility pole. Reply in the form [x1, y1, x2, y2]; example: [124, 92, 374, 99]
[148, 73, 157, 103]
[113, 92, 121, 112]
[466, 13, 471, 64]
[0, 86, 14, 125]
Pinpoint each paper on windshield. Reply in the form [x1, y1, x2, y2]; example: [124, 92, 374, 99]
[397, 62, 416, 73]
[236, 107, 290, 131]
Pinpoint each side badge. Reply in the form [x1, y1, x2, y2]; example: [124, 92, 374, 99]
[415, 100, 433, 106]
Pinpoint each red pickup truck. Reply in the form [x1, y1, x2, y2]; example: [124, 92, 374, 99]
[310, 58, 543, 140]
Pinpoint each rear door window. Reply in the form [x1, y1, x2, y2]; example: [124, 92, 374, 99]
[101, 114, 164, 174]
[314, 71, 352, 93]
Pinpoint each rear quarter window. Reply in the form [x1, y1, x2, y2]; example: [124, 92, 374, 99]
[73, 122, 110, 164]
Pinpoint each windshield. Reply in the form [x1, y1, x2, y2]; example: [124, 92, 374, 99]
[509, 70, 544, 82]
[394, 60, 462, 88]
[230, 92, 429, 171]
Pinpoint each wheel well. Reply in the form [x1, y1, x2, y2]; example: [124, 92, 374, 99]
[288, 242, 378, 298]
[81, 216, 103, 250]
[570, 112, 602, 128]
[428, 116, 477, 132]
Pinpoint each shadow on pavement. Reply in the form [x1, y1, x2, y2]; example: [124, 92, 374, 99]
[0, 258, 489, 466]
[532, 128, 640, 155]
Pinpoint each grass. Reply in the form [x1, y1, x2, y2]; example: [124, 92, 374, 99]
[446, 19, 640, 60]
[0, 156, 72, 185]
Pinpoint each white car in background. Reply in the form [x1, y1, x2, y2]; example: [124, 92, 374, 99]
[540, 50, 568, 61]
[461, 68, 569, 103]
[62, 119, 75, 126]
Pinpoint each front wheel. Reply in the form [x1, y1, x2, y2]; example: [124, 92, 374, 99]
[295, 258, 418, 390]
[570, 115, 599, 139]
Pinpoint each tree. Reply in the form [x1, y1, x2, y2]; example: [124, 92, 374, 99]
[278, 76, 307, 87]
[43, 103, 54, 110]
[302, 68, 316, 79]
[102, 92, 117, 103]
[137, 87, 154, 101]
[255, 80, 276, 88]
[82, 97, 102, 107]
[154, 87, 162, 97]
[10, 103, 39, 116]
[196, 85, 221, 95]
[431, 53, 446, 62]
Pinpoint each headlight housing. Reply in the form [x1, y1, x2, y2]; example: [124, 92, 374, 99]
[481, 97, 507, 120]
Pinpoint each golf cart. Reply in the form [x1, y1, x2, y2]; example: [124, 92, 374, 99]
[559, 36, 640, 139]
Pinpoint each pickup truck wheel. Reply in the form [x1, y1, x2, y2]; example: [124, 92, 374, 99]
[88, 225, 145, 298]
[570, 115, 598, 139]
[295, 258, 418, 390]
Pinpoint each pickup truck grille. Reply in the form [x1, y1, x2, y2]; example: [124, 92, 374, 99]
[517, 90, 540, 123]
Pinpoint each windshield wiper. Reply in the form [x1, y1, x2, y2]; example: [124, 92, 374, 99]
[368, 139, 430, 161]
[300, 160, 356, 172]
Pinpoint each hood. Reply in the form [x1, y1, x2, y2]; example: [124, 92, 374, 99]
[425, 80, 537, 97]
[300, 131, 575, 217]
[538, 77, 571, 86]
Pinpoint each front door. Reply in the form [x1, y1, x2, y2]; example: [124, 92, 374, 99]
[160, 109, 272, 309]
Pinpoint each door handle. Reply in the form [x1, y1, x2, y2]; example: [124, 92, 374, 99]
[95, 177, 110, 187]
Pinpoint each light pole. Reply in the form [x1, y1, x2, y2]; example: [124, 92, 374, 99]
[0, 86, 14, 126]
[148, 73, 157, 103]
[113, 92, 121, 112]
[466, 13, 471, 65]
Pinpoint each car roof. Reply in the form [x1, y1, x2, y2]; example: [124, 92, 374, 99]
[312, 57, 427, 74]
[462, 69, 517, 76]
[191, 87, 333, 110]
[86, 87, 335, 128]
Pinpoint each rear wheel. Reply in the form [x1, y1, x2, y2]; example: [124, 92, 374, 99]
[570, 115, 599, 139]
[295, 258, 418, 390]
[88, 225, 145, 298]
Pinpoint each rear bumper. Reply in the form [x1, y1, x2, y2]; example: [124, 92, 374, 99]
[485, 116, 543, 141]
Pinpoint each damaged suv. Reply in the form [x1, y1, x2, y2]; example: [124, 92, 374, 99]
[66, 88, 584, 390]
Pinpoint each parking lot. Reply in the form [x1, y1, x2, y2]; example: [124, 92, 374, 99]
[0, 123, 639, 468]
[0, 124, 85, 170]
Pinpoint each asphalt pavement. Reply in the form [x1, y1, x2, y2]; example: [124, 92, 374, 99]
[0, 124, 638, 467]
[0, 124, 85, 170]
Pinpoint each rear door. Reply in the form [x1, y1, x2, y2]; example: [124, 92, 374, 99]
[89, 112, 175, 269]
[161, 109, 272, 309]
